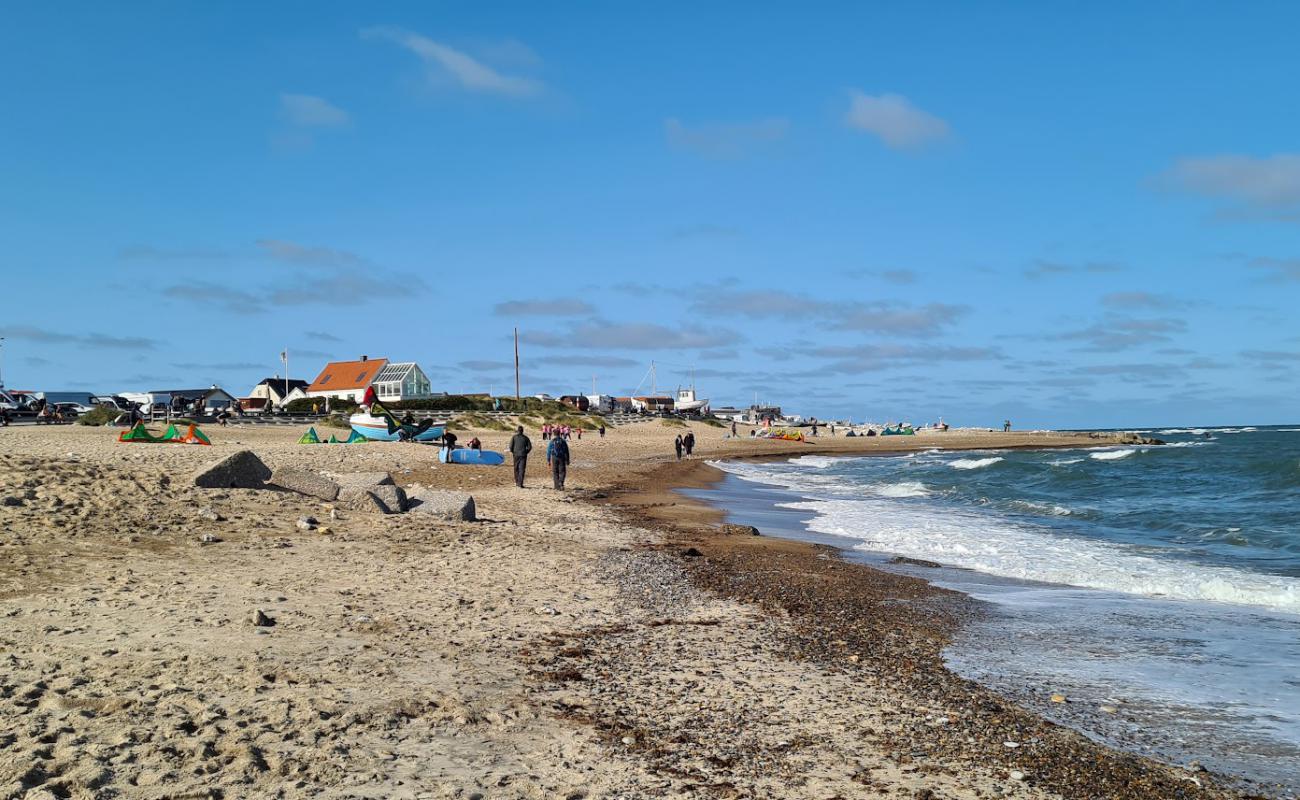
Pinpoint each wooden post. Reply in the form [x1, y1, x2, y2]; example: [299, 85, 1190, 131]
[514, 327, 521, 402]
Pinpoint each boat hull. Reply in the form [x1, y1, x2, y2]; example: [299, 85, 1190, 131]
[349, 413, 444, 442]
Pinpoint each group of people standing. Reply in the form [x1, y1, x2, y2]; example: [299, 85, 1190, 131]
[673, 431, 696, 459]
[540, 423, 585, 441]
[508, 425, 572, 490]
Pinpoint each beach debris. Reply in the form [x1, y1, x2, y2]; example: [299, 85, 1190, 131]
[406, 489, 476, 521]
[316, 526, 332, 535]
[329, 508, 341, 521]
[889, 556, 942, 569]
[197, 506, 223, 522]
[295, 516, 318, 531]
[192, 450, 271, 489]
[269, 468, 341, 501]
[1003, 741, 1020, 748]
[1099, 704, 1119, 714]
[252, 609, 275, 627]
[681, 547, 703, 558]
[1009, 770, 1026, 782]
[1050, 693, 1068, 704]
[620, 735, 637, 747]
[719, 524, 761, 536]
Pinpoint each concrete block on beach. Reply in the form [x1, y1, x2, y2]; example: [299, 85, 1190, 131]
[339, 485, 407, 515]
[329, 472, 395, 491]
[192, 450, 272, 489]
[406, 489, 476, 522]
[270, 469, 341, 501]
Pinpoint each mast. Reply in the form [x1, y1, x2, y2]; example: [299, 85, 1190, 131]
[513, 327, 521, 401]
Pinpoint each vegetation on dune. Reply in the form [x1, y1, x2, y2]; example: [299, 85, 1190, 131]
[321, 412, 352, 429]
[699, 416, 725, 428]
[77, 406, 124, 426]
[661, 418, 687, 428]
[286, 397, 359, 414]
[449, 412, 513, 432]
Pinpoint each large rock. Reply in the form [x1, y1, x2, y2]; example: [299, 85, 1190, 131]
[406, 489, 476, 521]
[270, 468, 340, 501]
[338, 485, 406, 515]
[192, 450, 271, 489]
[330, 472, 395, 491]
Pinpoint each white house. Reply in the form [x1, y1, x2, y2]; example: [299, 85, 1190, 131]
[306, 357, 433, 404]
[246, 377, 309, 408]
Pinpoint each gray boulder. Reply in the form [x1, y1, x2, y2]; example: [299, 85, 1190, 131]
[270, 468, 340, 501]
[192, 450, 271, 489]
[406, 489, 476, 521]
[339, 487, 401, 515]
[330, 472, 395, 491]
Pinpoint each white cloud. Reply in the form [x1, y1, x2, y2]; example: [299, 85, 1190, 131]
[280, 93, 350, 127]
[1159, 154, 1300, 208]
[845, 91, 950, 150]
[363, 26, 542, 97]
[665, 117, 789, 158]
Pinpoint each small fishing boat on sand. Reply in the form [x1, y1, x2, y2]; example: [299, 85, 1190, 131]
[348, 412, 445, 442]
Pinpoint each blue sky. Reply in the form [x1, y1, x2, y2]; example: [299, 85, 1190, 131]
[1, 2, 1298, 428]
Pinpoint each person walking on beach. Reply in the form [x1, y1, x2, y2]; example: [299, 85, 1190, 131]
[674, 435, 683, 460]
[731, 420, 737, 437]
[683, 431, 695, 456]
[599, 424, 606, 438]
[547, 433, 570, 490]
[1003, 419, 1011, 432]
[509, 426, 532, 487]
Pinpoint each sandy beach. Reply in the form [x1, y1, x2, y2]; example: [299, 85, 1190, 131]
[0, 419, 1255, 799]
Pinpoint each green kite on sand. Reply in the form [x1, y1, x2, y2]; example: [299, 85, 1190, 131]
[297, 427, 367, 444]
[118, 421, 212, 445]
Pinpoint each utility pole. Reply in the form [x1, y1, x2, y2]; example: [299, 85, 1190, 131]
[513, 327, 521, 402]
[0, 336, 5, 389]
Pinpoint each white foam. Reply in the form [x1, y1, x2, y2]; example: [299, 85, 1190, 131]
[871, 480, 930, 498]
[950, 456, 1004, 470]
[1159, 428, 1208, 435]
[790, 455, 838, 469]
[1049, 457, 1084, 466]
[782, 497, 1300, 614]
[1091, 449, 1136, 461]
[1010, 499, 1074, 516]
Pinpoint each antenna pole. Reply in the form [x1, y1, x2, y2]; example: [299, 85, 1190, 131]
[513, 327, 521, 401]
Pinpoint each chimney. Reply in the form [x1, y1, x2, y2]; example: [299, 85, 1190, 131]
[360, 355, 368, 362]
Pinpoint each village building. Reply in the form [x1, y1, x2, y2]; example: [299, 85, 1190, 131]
[245, 377, 309, 410]
[631, 395, 675, 413]
[305, 357, 433, 404]
[149, 386, 239, 413]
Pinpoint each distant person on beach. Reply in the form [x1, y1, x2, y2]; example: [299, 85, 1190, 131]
[468, 436, 481, 450]
[683, 431, 695, 455]
[442, 430, 458, 451]
[1004, 420, 1011, 432]
[731, 421, 737, 436]
[599, 425, 606, 438]
[509, 426, 532, 488]
[674, 435, 683, 460]
[546, 433, 570, 490]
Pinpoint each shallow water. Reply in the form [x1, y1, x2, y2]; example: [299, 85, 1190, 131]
[691, 426, 1300, 795]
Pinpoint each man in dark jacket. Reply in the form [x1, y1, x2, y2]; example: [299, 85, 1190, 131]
[509, 426, 532, 488]
[674, 435, 683, 460]
[546, 435, 570, 490]
[683, 431, 695, 456]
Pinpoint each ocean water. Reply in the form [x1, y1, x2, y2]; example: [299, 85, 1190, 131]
[699, 426, 1300, 795]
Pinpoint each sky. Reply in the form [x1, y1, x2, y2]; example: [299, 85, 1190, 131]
[1, 2, 1298, 429]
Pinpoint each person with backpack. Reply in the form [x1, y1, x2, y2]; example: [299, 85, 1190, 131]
[546, 433, 571, 490]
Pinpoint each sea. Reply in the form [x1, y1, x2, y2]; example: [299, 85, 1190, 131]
[691, 425, 1300, 795]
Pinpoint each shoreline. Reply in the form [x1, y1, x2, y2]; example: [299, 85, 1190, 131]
[600, 443, 1275, 799]
[0, 422, 1271, 799]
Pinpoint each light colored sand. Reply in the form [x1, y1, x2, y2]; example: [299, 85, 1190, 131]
[0, 421, 1110, 798]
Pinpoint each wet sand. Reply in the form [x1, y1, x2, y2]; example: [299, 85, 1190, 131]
[0, 419, 1256, 799]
